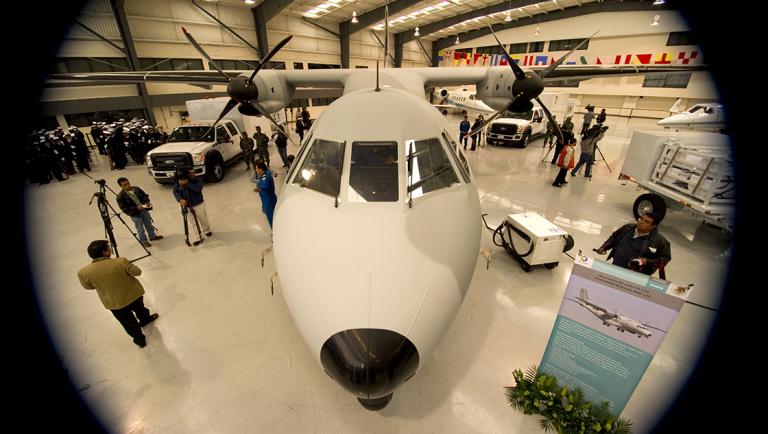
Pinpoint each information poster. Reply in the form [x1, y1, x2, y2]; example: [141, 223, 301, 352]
[538, 255, 691, 413]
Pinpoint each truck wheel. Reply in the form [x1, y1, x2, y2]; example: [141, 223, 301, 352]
[633, 193, 667, 223]
[207, 158, 224, 183]
[520, 131, 531, 148]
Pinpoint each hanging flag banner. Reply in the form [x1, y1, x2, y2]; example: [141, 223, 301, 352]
[538, 256, 691, 414]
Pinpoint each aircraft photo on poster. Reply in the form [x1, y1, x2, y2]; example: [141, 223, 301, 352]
[558, 270, 678, 354]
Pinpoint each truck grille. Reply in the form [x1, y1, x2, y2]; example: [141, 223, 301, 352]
[490, 124, 518, 135]
[150, 152, 192, 171]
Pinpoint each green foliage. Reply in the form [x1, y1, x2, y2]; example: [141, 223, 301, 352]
[505, 365, 633, 434]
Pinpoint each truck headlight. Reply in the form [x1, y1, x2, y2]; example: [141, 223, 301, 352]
[191, 152, 205, 164]
[146, 158, 153, 167]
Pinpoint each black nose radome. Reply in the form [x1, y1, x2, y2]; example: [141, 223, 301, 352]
[320, 328, 419, 409]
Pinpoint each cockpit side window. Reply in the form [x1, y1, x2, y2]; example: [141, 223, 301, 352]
[285, 133, 311, 184]
[441, 131, 470, 183]
[348, 142, 398, 202]
[406, 137, 460, 199]
[291, 138, 345, 197]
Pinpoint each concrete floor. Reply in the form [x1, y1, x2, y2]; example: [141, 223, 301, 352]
[26, 114, 732, 433]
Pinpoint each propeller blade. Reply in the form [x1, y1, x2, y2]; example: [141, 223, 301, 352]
[536, 96, 564, 147]
[466, 96, 519, 138]
[250, 100, 298, 147]
[539, 31, 599, 79]
[248, 35, 293, 83]
[488, 26, 525, 80]
[182, 27, 229, 80]
[202, 98, 239, 140]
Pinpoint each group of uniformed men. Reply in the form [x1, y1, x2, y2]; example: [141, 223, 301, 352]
[25, 118, 169, 185]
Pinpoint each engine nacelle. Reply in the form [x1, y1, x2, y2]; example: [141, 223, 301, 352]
[250, 70, 296, 115]
[475, 67, 516, 112]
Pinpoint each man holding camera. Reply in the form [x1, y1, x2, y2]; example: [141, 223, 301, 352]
[116, 177, 163, 248]
[593, 212, 671, 276]
[572, 124, 607, 178]
[173, 168, 211, 246]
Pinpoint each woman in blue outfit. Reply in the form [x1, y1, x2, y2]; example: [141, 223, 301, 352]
[251, 161, 277, 228]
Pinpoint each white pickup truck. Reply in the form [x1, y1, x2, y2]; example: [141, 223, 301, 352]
[146, 97, 283, 184]
[485, 107, 546, 148]
[147, 119, 243, 183]
[485, 93, 575, 148]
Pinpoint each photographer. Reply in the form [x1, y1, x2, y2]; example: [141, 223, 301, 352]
[173, 168, 212, 245]
[593, 212, 671, 276]
[572, 124, 607, 178]
[116, 177, 163, 248]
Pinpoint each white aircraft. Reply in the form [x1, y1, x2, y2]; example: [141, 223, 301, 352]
[433, 88, 495, 114]
[568, 289, 666, 338]
[49, 25, 702, 410]
[657, 98, 726, 131]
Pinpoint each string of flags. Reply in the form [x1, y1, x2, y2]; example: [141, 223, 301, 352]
[436, 50, 700, 67]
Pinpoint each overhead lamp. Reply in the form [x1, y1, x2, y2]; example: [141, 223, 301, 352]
[244, 0, 255, 4]
[534, 25, 540, 36]
[455, 35, 460, 44]
[651, 14, 661, 26]
[504, 11, 512, 22]
[351, 11, 358, 23]
[414, 26, 420, 37]
[653, 0, 666, 5]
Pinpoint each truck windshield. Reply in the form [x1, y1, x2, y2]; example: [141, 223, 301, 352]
[168, 126, 215, 143]
[501, 110, 534, 121]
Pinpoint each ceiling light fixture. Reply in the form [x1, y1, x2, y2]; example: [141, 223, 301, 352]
[653, 0, 666, 5]
[455, 35, 460, 44]
[244, 0, 255, 4]
[504, 11, 512, 22]
[414, 26, 420, 37]
[651, 14, 661, 26]
[351, 11, 358, 23]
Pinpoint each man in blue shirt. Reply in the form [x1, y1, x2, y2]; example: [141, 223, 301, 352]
[252, 161, 277, 228]
[459, 115, 470, 149]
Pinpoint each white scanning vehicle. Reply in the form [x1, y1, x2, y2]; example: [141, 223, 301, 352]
[146, 97, 280, 183]
[619, 130, 734, 231]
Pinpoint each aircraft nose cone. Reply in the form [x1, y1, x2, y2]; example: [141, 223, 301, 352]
[320, 328, 419, 408]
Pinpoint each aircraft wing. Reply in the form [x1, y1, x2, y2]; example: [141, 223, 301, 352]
[642, 323, 669, 334]
[48, 64, 706, 89]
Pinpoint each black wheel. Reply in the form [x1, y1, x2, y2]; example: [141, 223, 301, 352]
[632, 193, 667, 223]
[545, 262, 558, 269]
[520, 131, 531, 148]
[207, 158, 224, 182]
[521, 262, 532, 272]
[357, 393, 392, 411]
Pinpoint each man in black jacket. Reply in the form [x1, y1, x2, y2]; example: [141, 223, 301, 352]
[593, 212, 671, 276]
[116, 177, 163, 248]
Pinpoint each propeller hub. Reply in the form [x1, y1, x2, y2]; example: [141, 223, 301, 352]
[512, 72, 544, 103]
[227, 75, 259, 104]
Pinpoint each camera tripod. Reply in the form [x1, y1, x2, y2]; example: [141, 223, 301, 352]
[88, 178, 151, 261]
[541, 133, 613, 176]
[179, 187, 203, 247]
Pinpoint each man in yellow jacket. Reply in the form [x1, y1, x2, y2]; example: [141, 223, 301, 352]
[77, 240, 159, 348]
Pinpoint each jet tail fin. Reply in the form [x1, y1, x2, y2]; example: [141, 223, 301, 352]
[579, 288, 589, 301]
[669, 98, 684, 114]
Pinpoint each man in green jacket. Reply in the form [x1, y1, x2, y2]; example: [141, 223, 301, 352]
[77, 240, 159, 348]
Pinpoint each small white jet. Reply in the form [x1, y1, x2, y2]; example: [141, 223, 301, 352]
[657, 98, 726, 131]
[568, 289, 666, 338]
[49, 25, 701, 410]
[433, 88, 495, 114]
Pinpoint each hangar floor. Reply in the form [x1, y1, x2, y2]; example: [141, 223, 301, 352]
[27, 115, 731, 433]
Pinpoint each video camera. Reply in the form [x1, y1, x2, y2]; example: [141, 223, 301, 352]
[174, 166, 194, 181]
[94, 178, 107, 186]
